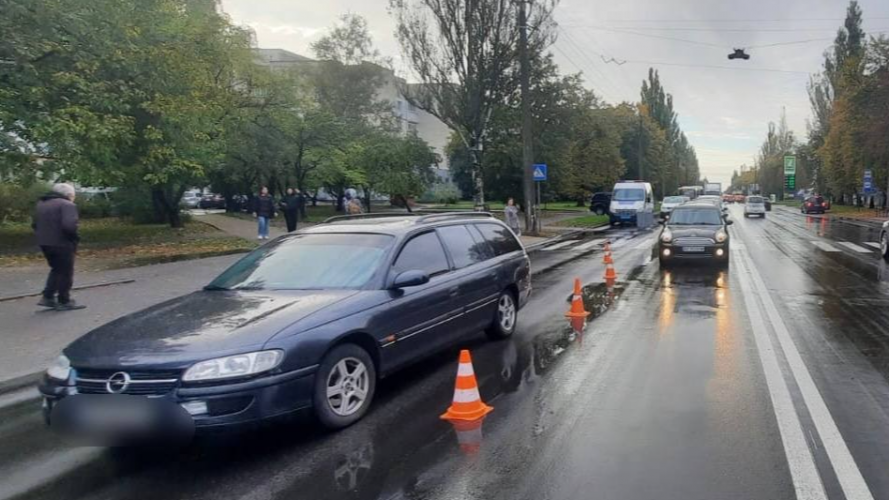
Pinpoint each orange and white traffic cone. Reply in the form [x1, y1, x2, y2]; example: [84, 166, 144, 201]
[602, 246, 614, 265]
[450, 417, 487, 456]
[604, 261, 618, 282]
[565, 278, 589, 333]
[441, 350, 493, 422]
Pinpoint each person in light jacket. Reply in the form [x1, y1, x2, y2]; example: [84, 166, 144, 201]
[504, 197, 522, 236]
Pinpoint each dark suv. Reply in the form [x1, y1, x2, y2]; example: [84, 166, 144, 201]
[801, 196, 827, 214]
[39, 213, 531, 440]
[589, 192, 612, 215]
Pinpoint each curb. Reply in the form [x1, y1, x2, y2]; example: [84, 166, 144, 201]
[0, 278, 136, 303]
[0, 371, 42, 396]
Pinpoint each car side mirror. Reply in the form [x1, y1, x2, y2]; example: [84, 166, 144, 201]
[390, 270, 429, 289]
[725, 219, 734, 225]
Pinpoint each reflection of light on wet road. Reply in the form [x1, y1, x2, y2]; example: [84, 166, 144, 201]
[710, 270, 740, 408]
[658, 270, 675, 335]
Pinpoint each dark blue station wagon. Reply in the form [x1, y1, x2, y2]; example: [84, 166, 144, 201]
[40, 213, 531, 434]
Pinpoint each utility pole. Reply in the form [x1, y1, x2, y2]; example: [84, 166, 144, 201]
[518, 0, 536, 234]
[637, 112, 644, 180]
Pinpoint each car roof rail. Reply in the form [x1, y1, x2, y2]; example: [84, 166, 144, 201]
[414, 211, 495, 224]
[322, 212, 418, 224]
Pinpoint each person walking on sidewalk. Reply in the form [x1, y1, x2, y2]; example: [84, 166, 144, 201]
[33, 183, 85, 311]
[252, 186, 276, 239]
[505, 197, 522, 236]
[280, 187, 300, 233]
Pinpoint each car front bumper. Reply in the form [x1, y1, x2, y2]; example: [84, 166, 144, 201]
[38, 365, 318, 433]
[658, 242, 729, 262]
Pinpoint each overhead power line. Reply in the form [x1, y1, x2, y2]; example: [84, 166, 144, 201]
[593, 16, 889, 23]
[561, 24, 889, 33]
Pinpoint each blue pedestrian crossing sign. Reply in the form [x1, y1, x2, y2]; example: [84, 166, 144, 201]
[533, 164, 548, 182]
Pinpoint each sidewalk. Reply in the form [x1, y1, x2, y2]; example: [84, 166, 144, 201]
[0, 254, 243, 385]
[197, 213, 286, 240]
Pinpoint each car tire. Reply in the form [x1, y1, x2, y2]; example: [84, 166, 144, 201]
[744, 213, 749, 218]
[486, 290, 518, 340]
[594, 206, 605, 216]
[312, 344, 376, 430]
[881, 232, 889, 260]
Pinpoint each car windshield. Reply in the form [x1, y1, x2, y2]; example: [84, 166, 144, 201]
[668, 208, 723, 226]
[207, 233, 393, 290]
[748, 196, 764, 203]
[664, 196, 686, 203]
[613, 188, 645, 201]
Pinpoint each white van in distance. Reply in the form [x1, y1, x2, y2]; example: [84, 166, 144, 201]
[610, 181, 655, 226]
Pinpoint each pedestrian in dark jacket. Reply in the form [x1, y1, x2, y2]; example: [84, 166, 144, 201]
[33, 183, 85, 310]
[252, 186, 276, 239]
[280, 187, 300, 233]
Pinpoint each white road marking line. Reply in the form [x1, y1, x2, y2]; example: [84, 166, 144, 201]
[733, 242, 747, 250]
[542, 240, 578, 251]
[735, 251, 828, 500]
[811, 241, 841, 252]
[838, 242, 873, 253]
[865, 242, 882, 249]
[741, 248, 876, 500]
[572, 238, 606, 252]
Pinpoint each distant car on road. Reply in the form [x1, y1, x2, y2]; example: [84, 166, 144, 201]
[658, 202, 732, 268]
[589, 192, 612, 216]
[181, 191, 202, 209]
[199, 194, 226, 210]
[39, 213, 531, 438]
[744, 195, 767, 218]
[801, 196, 827, 215]
[609, 181, 655, 226]
[660, 196, 689, 219]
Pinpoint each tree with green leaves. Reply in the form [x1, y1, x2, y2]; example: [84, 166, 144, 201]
[0, 0, 258, 227]
[390, 0, 558, 208]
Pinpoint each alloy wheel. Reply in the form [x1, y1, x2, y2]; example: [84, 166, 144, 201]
[326, 357, 370, 417]
[498, 294, 516, 332]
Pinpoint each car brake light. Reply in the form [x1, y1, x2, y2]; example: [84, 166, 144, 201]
[806, 202, 812, 207]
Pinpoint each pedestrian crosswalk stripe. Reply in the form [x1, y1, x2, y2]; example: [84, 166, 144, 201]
[811, 241, 840, 252]
[542, 240, 578, 251]
[572, 238, 606, 251]
[865, 242, 882, 249]
[838, 241, 872, 253]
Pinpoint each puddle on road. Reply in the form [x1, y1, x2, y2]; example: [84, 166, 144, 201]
[563, 282, 626, 322]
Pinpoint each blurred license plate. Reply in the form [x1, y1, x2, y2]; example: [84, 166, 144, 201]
[682, 246, 705, 252]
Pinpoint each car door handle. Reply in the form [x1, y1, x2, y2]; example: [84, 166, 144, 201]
[449, 286, 460, 297]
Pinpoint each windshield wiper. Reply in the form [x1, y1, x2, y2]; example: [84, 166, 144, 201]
[203, 285, 230, 291]
[231, 285, 265, 291]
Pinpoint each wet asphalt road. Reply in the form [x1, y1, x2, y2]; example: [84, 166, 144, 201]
[4, 206, 889, 500]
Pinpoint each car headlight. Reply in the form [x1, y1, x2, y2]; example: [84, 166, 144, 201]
[47, 355, 71, 381]
[183, 350, 283, 382]
[661, 229, 672, 243]
[715, 230, 727, 243]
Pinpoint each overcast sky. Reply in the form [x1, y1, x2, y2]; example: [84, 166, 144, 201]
[221, 0, 889, 187]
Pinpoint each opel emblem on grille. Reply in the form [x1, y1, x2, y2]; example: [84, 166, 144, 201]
[105, 372, 131, 394]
